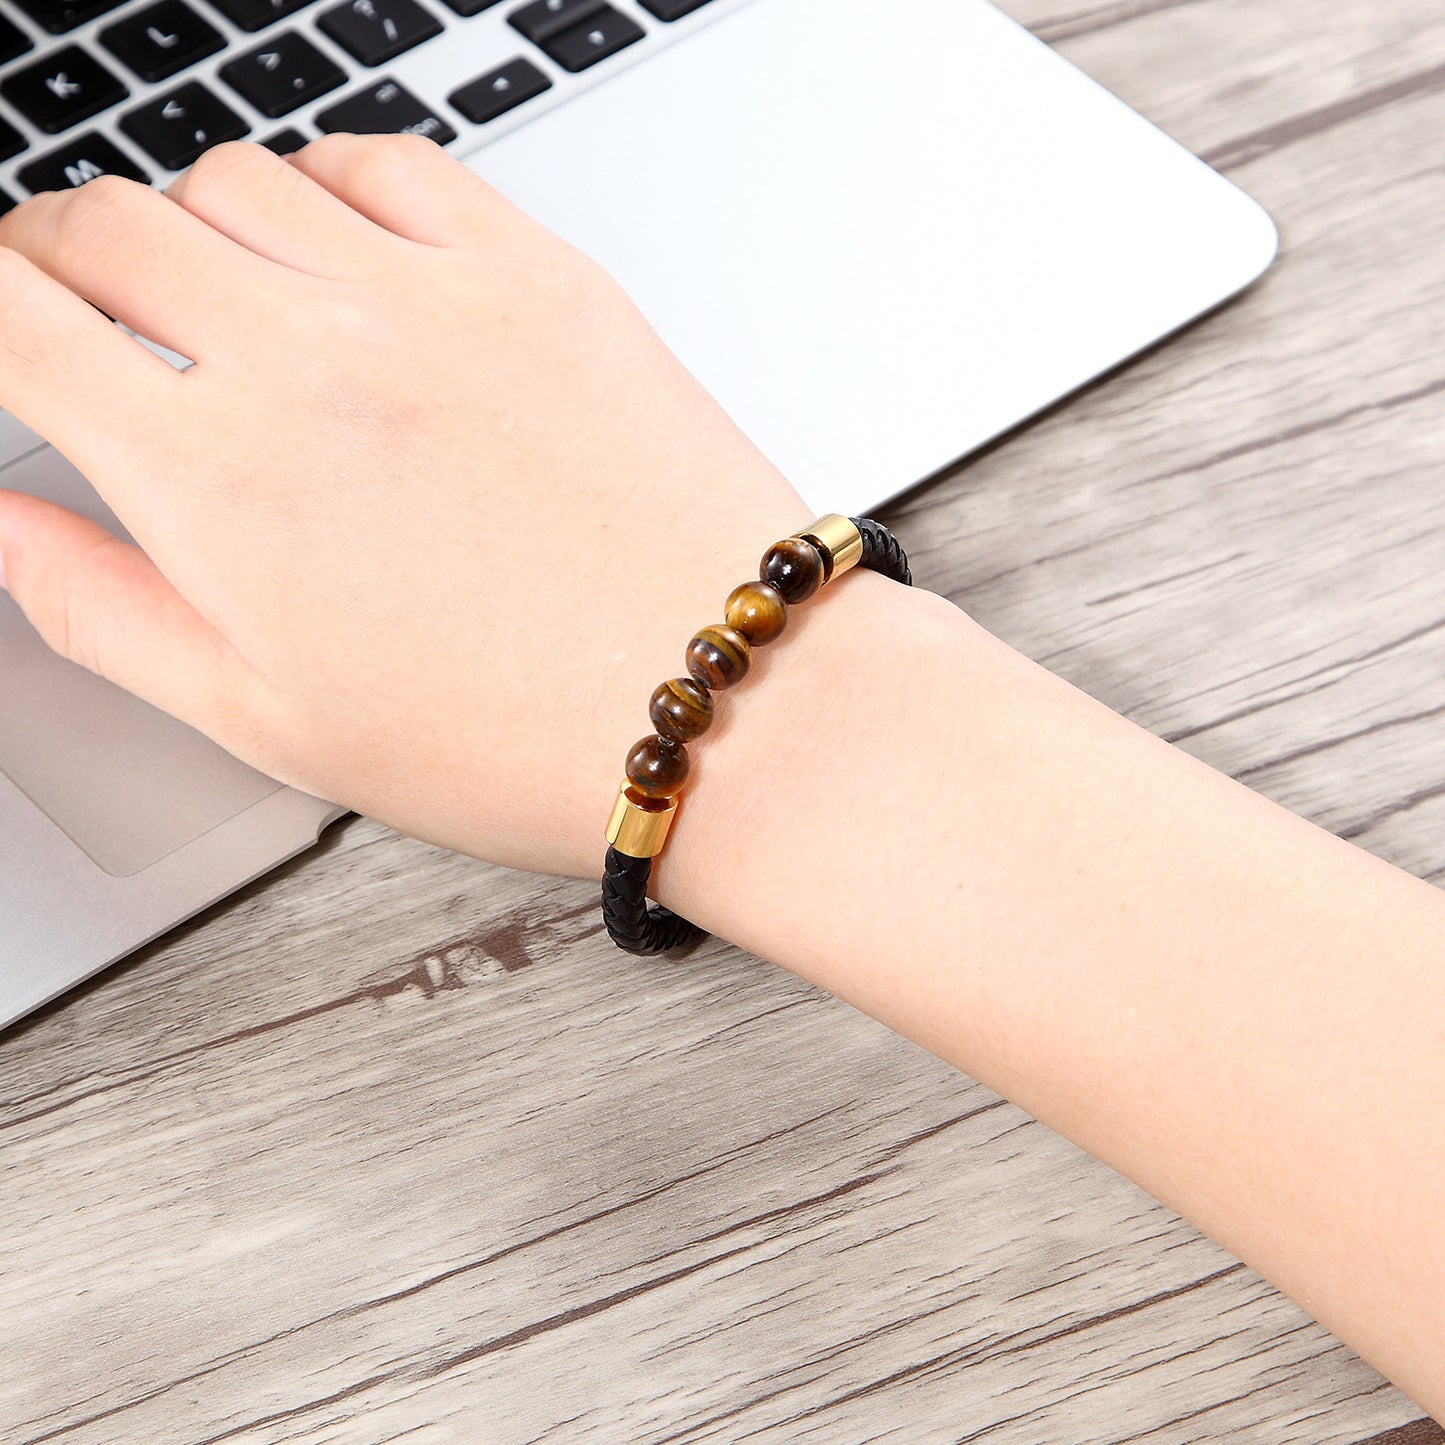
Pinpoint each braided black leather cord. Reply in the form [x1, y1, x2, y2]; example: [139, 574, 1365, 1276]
[851, 515, 912, 585]
[602, 517, 912, 957]
[602, 847, 706, 955]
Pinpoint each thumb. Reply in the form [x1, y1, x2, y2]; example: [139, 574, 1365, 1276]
[0, 490, 268, 758]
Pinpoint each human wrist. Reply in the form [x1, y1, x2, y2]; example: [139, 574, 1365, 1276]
[647, 565, 967, 955]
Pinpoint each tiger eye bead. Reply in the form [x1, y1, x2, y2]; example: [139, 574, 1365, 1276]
[761, 537, 823, 603]
[625, 734, 690, 799]
[724, 581, 788, 645]
[686, 624, 751, 690]
[650, 677, 714, 742]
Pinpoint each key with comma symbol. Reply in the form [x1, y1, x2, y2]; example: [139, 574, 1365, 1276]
[120, 79, 248, 169]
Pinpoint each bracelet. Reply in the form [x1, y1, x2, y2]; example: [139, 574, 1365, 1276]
[601, 514, 913, 956]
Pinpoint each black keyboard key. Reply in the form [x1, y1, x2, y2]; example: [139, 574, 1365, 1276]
[448, 56, 549, 124]
[205, 0, 316, 32]
[121, 80, 248, 169]
[17, 132, 148, 193]
[0, 189, 18, 218]
[319, 0, 442, 66]
[11, 0, 126, 36]
[638, 0, 711, 17]
[260, 125, 308, 153]
[101, 0, 224, 82]
[508, 0, 600, 43]
[220, 31, 345, 117]
[437, 0, 497, 13]
[0, 12, 34, 64]
[0, 117, 27, 163]
[315, 78, 454, 143]
[0, 47, 128, 135]
[542, 6, 642, 71]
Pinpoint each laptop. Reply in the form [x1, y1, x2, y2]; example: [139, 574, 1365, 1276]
[0, 0, 1277, 1027]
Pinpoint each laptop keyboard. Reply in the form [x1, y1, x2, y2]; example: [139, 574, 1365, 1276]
[0, 0, 724, 215]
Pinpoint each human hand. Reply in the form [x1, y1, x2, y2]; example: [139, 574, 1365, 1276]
[0, 136, 815, 878]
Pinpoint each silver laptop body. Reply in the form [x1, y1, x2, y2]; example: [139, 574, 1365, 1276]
[0, 0, 1277, 1026]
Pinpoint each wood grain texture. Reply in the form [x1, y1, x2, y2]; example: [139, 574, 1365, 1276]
[3, 1, 1444, 1440]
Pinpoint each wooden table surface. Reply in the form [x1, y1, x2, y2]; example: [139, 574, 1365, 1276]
[4, 1, 1444, 1440]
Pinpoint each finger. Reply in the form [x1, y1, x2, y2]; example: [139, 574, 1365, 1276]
[0, 173, 297, 359]
[0, 490, 267, 752]
[288, 131, 519, 247]
[165, 139, 401, 276]
[0, 243, 178, 461]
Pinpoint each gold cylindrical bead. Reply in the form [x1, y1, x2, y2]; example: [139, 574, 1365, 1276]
[606, 783, 679, 858]
[796, 514, 863, 584]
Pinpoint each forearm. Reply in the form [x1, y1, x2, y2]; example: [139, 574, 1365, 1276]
[660, 570, 1445, 1416]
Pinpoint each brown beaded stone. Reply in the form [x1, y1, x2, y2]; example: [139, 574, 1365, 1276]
[650, 677, 714, 742]
[760, 536, 823, 603]
[686, 624, 751, 690]
[724, 580, 788, 645]
[625, 734, 690, 799]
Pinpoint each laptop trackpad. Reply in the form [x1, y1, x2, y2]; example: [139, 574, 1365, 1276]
[0, 448, 281, 879]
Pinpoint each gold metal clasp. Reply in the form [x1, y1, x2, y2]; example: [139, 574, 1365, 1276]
[605, 784, 679, 859]
[795, 513, 863, 585]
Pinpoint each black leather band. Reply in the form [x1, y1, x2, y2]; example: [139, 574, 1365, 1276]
[601, 847, 707, 955]
[601, 516, 912, 957]
[853, 515, 912, 586]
